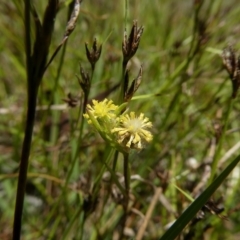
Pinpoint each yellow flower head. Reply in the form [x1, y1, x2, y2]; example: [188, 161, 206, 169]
[83, 99, 153, 152]
[84, 99, 118, 123]
[112, 112, 153, 150]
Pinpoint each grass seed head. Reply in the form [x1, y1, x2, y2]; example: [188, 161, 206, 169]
[222, 46, 240, 98]
[77, 65, 90, 95]
[122, 20, 144, 65]
[85, 38, 102, 69]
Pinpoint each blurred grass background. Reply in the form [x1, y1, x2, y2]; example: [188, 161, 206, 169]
[1, 0, 240, 239]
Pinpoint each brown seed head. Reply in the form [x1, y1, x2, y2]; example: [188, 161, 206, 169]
[222, 47, 236, 78]
[85, 38, 102, 69]
[222, 46, 240, 98]
[124, 66, 143, 102]
[77, 65, 90, 95]
[122, 20, 144, 65]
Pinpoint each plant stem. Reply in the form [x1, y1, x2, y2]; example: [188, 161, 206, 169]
[12, 0, 34, 238]
[123, 152, 130, 199]
[49, 39, 67, 144]
[119, 152, 130, 238]
[209, 97, 234, 183]
[13, 89, 38, 239]
[124, 0, 128, 29]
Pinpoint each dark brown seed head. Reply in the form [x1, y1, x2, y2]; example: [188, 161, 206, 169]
[124, 66, 143, 102]
[222, 46, 236, 78]
[85, 38, 102, 69]
[77, 65, 90, 95]
[222, 46, 240, 98]
[122, 20, 144, 65]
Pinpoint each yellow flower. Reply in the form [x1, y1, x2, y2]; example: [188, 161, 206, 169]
[83, 99, 153, 152]
[84, 99, 118, 123]
[112, 112, 153, 150]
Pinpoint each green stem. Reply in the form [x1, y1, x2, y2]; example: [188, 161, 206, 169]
[156, 1, 205, 96]
[161, 87, 182, 129]
[123, 153, 130, 198]
[92, 147, 115, 198]
[118, 61, 127, 104]
[61, 206, 83, 240]
[112, 150, 119, 172]
[209, 97, 234, 183]
[124, 0, 128, 29]
[49, 40, 68, 144]
[101, 154, 127, 197]
[110, 150, 119, 192]
[119, 152, 130, 238]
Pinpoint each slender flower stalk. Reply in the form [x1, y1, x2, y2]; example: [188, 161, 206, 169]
[209, 98, 234, 183]
[209, 46, 239, 183]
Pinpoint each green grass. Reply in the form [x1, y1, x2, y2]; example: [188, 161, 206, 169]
[1, 0, 240, 239]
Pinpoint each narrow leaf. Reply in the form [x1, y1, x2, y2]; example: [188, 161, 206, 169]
[160, 154, 240, 240]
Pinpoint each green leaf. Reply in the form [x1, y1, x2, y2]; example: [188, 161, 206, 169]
[160, 154, 240, 240]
